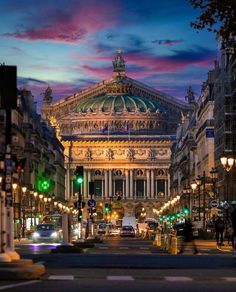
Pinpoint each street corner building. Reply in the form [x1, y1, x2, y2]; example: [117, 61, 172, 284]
[41, 50, 193, 221]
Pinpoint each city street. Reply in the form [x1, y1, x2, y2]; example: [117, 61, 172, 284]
[0, 236, 234, 291]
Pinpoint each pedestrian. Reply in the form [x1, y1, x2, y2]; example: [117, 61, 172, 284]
[231, 201, 236, 258]
[179, 218, 198, 254]
[215, 215, 225, 246]
[225, 224, 233, 246]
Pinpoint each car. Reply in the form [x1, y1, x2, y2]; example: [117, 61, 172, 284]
[120, 225, 135, 237]
[32, 223, 61, 243]
[97, 223, 107, 235]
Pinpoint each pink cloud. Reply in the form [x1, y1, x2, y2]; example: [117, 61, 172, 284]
[3, 3, 118, 43]
[82, 65, 111, 79]
[125, 53, 212, 75]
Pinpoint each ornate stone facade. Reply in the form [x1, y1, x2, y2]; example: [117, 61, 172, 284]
[41, 50, 193, 221]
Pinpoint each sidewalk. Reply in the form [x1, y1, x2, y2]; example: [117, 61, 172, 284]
[0, 238, 45, 280]
[195, 239, 233, 253]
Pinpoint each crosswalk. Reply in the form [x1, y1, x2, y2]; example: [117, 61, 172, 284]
[47, 275, 236, 282]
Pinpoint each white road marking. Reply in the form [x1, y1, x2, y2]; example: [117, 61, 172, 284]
[119, 247, 129, 249]
[98, 246, 108, 249]
[0, 280, 40, 290]
[140, 247, 149, 250]
[107, 276, 134, 281]
[222, 277, 236, 282]
[165, 276, 193, 282]
[48, 275, 74, 280]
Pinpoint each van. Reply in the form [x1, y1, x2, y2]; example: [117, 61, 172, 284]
[122, 216, 137, 233]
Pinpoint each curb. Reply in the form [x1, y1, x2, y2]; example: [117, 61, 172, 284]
[51, 245, 85, 253]
[0, 263, 46, 280]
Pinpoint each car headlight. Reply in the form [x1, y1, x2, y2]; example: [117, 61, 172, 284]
[33, 232, 40, 238]
[50, 232, 58, 238]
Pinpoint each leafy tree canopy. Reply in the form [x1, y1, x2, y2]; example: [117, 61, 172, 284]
[189, 0, 236, 49]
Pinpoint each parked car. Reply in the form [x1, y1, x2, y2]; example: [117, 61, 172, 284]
[120, 225, 135, 237]
[32, 223, 61, 243]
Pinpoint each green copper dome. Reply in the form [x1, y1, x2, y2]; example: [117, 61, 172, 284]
[76, 95, 165, 113]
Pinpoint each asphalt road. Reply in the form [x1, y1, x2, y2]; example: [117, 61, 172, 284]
[0, 236, 234, 291]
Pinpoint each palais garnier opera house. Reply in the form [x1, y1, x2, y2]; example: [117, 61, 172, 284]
[41, 50, 193, 221]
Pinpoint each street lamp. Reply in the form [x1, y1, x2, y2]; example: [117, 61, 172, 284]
[220, 156, 236, 204]
[195, 176, 202, 222]
[21, 186, 27, 238]
[209, 167, 218, 200]
[183, 187, 192, 218]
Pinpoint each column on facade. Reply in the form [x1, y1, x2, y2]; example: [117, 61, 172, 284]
[122, 179, 125, 199]
[104, 170, 109, 198]
[125, 169, 129, 199]
[167, 172, 170, 198]
[146, 169, 150, 199]
[151, 169, 155, 199]
[108, 169, 112, 198]
[87, 169, 91, 198]
[83, 168, 88, 199]
[130, 169, 133, 199]
[165, 179, 168, 199]
[65, 165, 71, 201]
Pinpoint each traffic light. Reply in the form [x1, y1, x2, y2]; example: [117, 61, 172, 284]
[78, 209, 83, 222]
[74, 166, 84, 184]
[183, 207, 189, 216]
[105, 203, 111, 213]
[89, 181, 94, 196]
[36, 176, 53, 193]
[14, 158, 26, 173]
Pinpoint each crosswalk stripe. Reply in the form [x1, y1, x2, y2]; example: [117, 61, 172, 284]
[119, 247, 129, 249]
[107, 276, 134, 281]
[140, 247, 149, 250]
[222, 277, 236, 282]
[48, 275, 74, 280]
[165, 276, 193, 282]
[98, 247, 108, 249]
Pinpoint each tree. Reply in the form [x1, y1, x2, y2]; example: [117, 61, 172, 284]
[189, 0, 236, 49]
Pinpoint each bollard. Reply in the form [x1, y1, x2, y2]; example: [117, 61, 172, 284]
[154, 233, 162, 247]
[170, 235, 178, 255]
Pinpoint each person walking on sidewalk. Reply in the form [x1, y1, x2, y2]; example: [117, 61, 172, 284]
[231, 202, 236, 258]
[215, 216, 225, 246]
[179, 219, 198, 254]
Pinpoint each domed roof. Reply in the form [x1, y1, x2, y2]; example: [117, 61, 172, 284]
[76, 94, 165, 114]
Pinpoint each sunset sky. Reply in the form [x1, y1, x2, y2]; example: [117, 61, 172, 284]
[0, 0, 219, 109]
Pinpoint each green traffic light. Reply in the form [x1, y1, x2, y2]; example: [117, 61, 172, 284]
[77, 177, 83, 184]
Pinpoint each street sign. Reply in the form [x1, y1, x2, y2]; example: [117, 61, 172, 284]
[87, 199, 96, 208]
[210, 200, 218, 208]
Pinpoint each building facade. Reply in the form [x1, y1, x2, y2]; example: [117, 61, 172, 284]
[41, 51, 192, 221]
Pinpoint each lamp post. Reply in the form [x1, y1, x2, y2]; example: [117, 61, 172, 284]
[191, 181, 197, 220]
[209, 167, 218, 201]
[183, 186, 192, 218]
[21, 186, 27, 238]
[195, 176, 202, 221]
[33, 192, 38, 226]
[220, 157, 235, 204]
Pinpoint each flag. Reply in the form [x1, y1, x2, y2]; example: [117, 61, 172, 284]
[121, 124, 129, 133]
[101, 124, 108, 133]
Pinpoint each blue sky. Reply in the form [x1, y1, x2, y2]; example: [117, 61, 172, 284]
[0, 0, 219, 108]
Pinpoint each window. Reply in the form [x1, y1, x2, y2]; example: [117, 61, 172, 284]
[157, 180, 165, 197]
[94, 180, 102, 197]
[136, 180, 144, 198]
